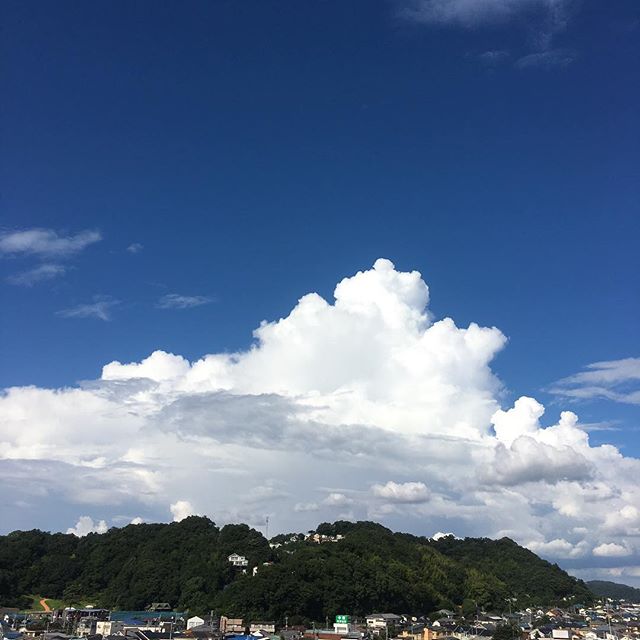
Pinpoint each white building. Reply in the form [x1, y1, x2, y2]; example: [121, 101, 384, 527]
[366, 614, 402, 629]
[187, 616, 205, 630]
[228, 553, 249, 567]
[250, 622, 276, 634]
[96, 621, 124, 636]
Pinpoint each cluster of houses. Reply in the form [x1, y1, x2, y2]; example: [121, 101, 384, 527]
[294, 603, 640, 640]
[2, 599, 639, 640]
[268, 534, 344, 550]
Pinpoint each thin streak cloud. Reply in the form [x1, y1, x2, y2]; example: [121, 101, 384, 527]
[157, 293, 213, 309]
[56, 297, 120, 321]
[0, 228, 102, 258]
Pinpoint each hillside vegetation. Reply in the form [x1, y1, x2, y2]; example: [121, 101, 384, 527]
[0, 518, 593, 619]
[586, 580, 640, 602]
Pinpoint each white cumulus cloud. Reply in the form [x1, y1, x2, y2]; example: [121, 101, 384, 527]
[323, 493, 354, 507]
[372, 480, 431, 503]
[0, 258, 638, 582]
[67, 516, 108, 537]
[593, 542, 631, 557]
[170, 500, 197, 522]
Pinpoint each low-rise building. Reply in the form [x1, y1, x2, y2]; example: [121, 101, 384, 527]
[228, 553, 249, 567]
[250, 623, 276, 634]
[366, 614, 403, 630]
[220, 616, 244, 634]
[96, 621, 125, 636]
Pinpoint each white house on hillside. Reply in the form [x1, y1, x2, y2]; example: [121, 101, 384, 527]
[228, 553, 249, 567]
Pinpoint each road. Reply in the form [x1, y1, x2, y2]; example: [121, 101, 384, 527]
[39, 598, 51, 612]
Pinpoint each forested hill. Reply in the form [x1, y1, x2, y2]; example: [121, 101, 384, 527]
[586, 580, 640, 601]
[0, 518, 593, 620]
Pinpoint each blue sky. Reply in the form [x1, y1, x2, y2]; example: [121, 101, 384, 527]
[1, 0, 640, 585]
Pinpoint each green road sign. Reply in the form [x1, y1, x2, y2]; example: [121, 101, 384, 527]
[335, 616, 349, 624]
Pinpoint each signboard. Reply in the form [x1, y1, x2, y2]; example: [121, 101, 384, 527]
[335, 616, 349, 624]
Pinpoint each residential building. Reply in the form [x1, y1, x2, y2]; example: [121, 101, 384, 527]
[250, 623, 276, 634]
[228, 553, 249, 567]
[76, 617, 97, 637]
[96, 621, 125, 636]
[366, 614, 403, 630]
[219, 616, 244, 633]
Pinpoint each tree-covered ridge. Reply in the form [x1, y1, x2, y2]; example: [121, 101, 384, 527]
[0, 518, 593, 619]
[586, 580, 640, 601]
[429, 535, 591, 607]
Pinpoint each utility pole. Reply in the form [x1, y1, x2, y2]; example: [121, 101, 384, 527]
[265, 516, 270, 540]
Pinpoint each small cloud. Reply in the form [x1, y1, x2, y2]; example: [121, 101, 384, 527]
[67, 515, 108, 537]
[526, 537, 588, 559]
[322, 492, 353, 507]
[432, 531, 460, 540]
[294, 502, 319, 513]
[157, 293, 213, 309]
[130, 516, 144, 525]
[0, 228, 101, 258]
[6, 263, 67, 286]
[170, 499, 197, 522]
[56, 297, 120, 321]
[372, 480, 431, 503]
[243, 483, 290, 503]
[593, 542, 631, 557]
[478, 49, 510, 65]
[515, 48, 576, 69]
[127, 243, 144, 254]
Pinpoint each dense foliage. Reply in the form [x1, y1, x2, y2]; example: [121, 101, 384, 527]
[0, 519, 593, 619]
[429, 535, 592, 608]
[586, 580, 640, 601]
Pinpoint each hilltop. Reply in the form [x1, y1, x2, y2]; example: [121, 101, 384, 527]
[0, 518, 593, 620]
[586, 580, 640, 602]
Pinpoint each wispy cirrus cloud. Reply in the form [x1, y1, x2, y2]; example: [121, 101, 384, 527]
[549, 358, 640, 405]
[515, 48, 576, 68]
[477, 49, 511, 66]
[399, 0, 577, 70]
[56, 297, 120, 321]
[126, 243, 144, 254]
[6, 263, 67, 286]
[0, 228, 101, 258]
[1, 227, 101, 286]
[157, 293, 213, 309]
[398, 0, 571, 29]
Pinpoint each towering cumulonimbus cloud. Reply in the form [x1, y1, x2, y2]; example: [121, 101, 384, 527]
[1, 259, 638, 583]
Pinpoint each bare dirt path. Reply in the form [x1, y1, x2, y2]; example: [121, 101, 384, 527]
[39, 598, 51, 612]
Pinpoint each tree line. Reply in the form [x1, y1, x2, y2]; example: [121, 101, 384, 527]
[0, 518, 593, 620]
